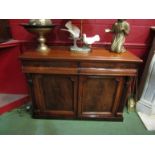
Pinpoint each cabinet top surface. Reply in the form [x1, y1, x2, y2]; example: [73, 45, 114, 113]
[20, 46, 142, 63]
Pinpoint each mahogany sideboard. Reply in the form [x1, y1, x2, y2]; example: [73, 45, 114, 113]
[20, 47, 142, 121]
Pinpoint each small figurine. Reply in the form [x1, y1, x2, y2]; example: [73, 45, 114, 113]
[127, 96, 136, 113]
[62, 21, 100, 53]
[105, 19, 130, 53]
[82, 33, 100, 48]
[61, 21, 81, 51]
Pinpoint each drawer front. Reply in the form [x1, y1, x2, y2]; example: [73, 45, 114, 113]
[22, 60, 138, 69]
[79, 68, 137, 76]
[80, 62, 137, 69]
[22, 66, 78, 75]
[22, 60, 78, 68]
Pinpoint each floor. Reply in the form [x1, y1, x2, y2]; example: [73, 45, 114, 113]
[0, 93, 28, 114]
[0, 94, 27, 107]
[0, 105, 155, 135]
[138, 112, 155, 131]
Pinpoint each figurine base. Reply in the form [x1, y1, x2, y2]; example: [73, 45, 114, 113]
[70, 46, 91, 53]
[111, 46, 127, 53]
[110, 50, 126, 54]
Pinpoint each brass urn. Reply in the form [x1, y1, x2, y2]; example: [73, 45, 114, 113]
[21, 19, 56, 53]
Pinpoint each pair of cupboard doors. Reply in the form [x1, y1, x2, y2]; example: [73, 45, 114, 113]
[20, 47, 142, 121]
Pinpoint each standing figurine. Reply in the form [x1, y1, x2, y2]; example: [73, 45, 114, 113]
[105, 19, 130, 53]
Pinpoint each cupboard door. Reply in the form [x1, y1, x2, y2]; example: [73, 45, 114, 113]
[78, 76, 125, 119]
[32, 74, 78, 118]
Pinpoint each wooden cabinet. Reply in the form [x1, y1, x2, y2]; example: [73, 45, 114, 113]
[20, 47, 142, 121]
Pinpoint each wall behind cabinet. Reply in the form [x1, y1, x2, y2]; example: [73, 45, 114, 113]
[1, 19, 155, 94]
[9, 19, 155, 58]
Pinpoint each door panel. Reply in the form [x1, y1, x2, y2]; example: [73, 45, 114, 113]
[32, 74, 78, 118]
[78, 76, 125, 118]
